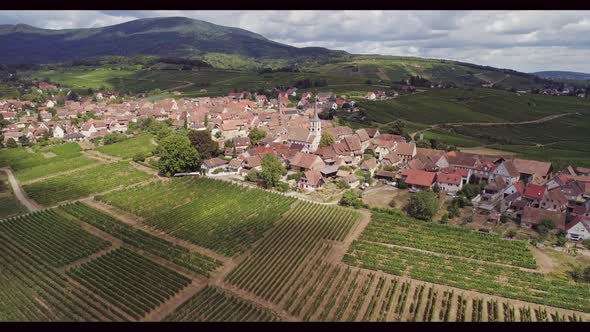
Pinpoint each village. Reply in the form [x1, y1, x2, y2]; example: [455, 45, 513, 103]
[1, 81, 590, 244]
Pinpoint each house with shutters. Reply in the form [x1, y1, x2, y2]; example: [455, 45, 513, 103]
[566, 216, 590, 241]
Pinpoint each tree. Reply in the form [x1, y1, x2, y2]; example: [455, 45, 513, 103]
[583, 239, 590, 250]
[569, 266, 590, 284]
[390, 120, 406, 135]
[18, 135, 30, 147]
[397, 178, 408, 189]
[319, 132, 335, 148]
[458, 184, 482, 200]
[6, 138, 17, 148]
[535, 218, 556, 237]
[339, 190, 365, 209]
[260, 154, 285, 188]
[188, 130, 218, 160]
[157, 134, 200, 176]
[248, 128, 267, 146]
[406, 191, 439, 221]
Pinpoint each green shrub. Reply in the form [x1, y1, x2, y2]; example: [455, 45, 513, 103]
[133, 152, 146, 162]
[339, 190, 366, 209]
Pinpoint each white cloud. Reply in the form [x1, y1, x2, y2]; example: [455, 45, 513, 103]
[1, 10, 589, 72]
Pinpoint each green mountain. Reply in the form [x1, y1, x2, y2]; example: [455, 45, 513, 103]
[0, 17, 557, 90]
[0, 17, 344, 64]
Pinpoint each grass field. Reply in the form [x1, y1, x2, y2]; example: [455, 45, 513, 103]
[23, 161, 152, 206]
[96, 177, 296, 256]
[96, 134, 156, 159]
[0, 143, 98, 182]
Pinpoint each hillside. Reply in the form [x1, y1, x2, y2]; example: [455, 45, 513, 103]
[0, 17, 344, 64]
[533, 71, 590, 81]
[0, 17, 558, 90]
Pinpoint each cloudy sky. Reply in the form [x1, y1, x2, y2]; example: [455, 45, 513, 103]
[1, 10, 589, 73]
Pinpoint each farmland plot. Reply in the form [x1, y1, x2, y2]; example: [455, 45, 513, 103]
[23, 161, 152, 205]
[0, 143, 97, 182]
[66, 248, 192, 320]
[59, 202, 222, 276]
[226, 201, 359, 301]
[344, 241, 590, 313]
[364, 211, 536, 268]
[164, 287, 279, 322]
[97, 177, 295, 256]
[0, 220, 127, 321]
[96, 134, 155, 159]
[0, 210, 110, 267]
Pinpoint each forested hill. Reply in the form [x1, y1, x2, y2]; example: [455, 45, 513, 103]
[0, 17, 344, 64]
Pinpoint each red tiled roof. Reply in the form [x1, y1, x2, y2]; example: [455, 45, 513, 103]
[203, 157, 227, 168]
[523, 184, 546, 200]
[401, 169, 436, 188]
[303, 170, 323, 187]
[436, 172, 462, 186]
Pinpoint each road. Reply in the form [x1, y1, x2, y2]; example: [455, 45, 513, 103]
[1, 167, 42, 212]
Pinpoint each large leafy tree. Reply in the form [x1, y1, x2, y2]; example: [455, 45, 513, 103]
[260, 154, 285, 188]
[188, 130, 218, 160]
[320, 132, 335, 147]
[157, 133, 200, 176]
[406, 191, 439, 221]
[248, 128, 267, 146]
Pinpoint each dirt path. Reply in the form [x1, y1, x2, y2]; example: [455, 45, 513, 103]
[325, 209, 371, 265]
[164, 81, 194, 92]
[130, 161, 160, 176]
[82, 150, 121, 162]
[530, 247, 556, 274]
[1, 167, 42, 211]
[143, 281, 206, 322]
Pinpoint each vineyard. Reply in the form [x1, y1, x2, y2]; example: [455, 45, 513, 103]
[0, 210, 110, 267]
[58, 202, 222, 276]
[24, 161, 152, 206]
[225, 201, 360, 300]
[96, 134, 155, 159]
[0, 224, 127, 321]
[363, 210, 536, 268]
[0, 172, 26, 218]
[66, 248, 192, 320]
[344, 240, 590, 313]
[164, 287, 279, 322]
[0, 143, 97, 182]
[96, 177, 296, 256]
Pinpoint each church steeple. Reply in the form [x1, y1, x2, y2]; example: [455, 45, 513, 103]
[309, 98, 321, 137]
[312, 99, 320, 122]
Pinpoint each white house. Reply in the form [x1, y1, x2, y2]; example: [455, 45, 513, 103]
[46, 100, 55, 108]
[52, 125, 65, 139]
[201, 157, 228, 176]
[436, 172, 463, 194]
[566, 217, 590, 241]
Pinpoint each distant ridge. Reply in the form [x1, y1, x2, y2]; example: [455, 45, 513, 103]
[532, 71, 590, 81]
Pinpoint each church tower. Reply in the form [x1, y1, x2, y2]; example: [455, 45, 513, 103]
[307, 98, 322, 152]
[309, 99, 321, 136]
